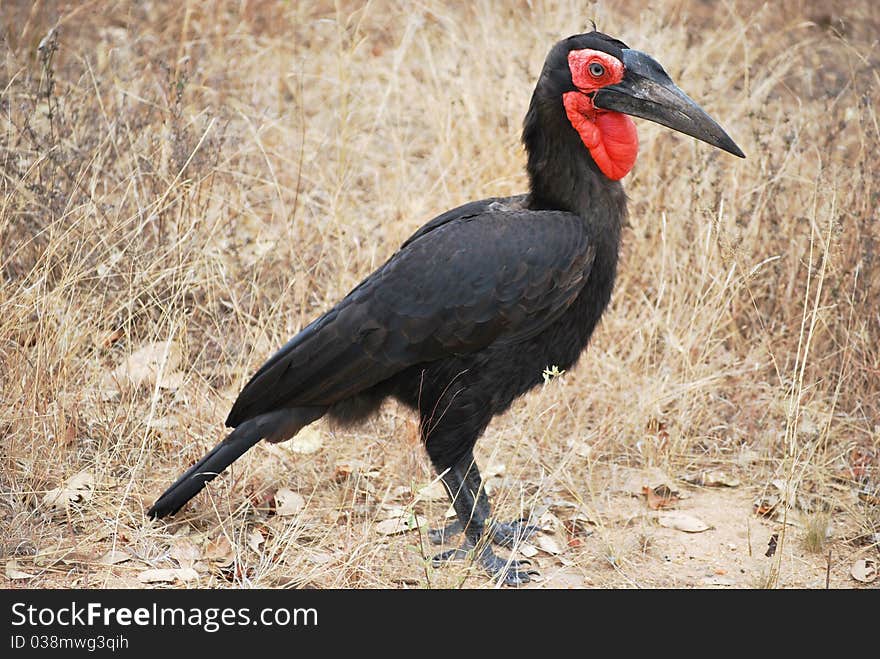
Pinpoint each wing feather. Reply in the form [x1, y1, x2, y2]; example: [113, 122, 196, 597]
[226, 205, 595, 426]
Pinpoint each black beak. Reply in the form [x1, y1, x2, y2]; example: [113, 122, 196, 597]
[593, 49, 745, 158]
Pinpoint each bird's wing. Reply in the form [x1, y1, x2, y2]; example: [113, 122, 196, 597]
[399, 194, 528, 248]
[225, 207, 595, 426]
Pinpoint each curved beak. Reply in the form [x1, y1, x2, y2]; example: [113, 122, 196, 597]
[593, 49, 745, 158]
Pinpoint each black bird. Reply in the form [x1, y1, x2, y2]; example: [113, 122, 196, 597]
[148, 30, 743, 584]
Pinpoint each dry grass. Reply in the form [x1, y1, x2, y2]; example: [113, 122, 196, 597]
[1, 0, 878, 589]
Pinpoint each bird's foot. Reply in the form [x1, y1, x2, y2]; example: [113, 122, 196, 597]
[429, 517, 540, 548]
[480, 549, 537, 586]
[489, 519, 541, 548]
[431, 544, 537, 586]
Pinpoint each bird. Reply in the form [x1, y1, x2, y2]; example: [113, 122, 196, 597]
[148, 30, 744, 585]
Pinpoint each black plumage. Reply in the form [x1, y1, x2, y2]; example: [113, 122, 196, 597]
[148, 30, 743, 585]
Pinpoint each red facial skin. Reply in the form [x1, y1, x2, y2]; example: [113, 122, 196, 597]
[563, 49, 638, 180]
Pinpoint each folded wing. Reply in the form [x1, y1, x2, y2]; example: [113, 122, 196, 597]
[226, 207, 595, 427]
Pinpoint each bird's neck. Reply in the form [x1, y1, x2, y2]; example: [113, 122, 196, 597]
[522, 94, 627, 251]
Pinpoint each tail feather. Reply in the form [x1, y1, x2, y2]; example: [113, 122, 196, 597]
[148, 407, 324, 518]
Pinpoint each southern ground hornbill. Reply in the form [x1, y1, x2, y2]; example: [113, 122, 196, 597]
[149, 30, 743, 585]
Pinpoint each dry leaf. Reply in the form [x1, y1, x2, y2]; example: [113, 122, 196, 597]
[32, 548, 65, 569]
[546, 499, 577, 513]
[247, 483, 277, 511]
[374, 513, 427, 535]
[61, 552, 97, 566]
[307, 551, 334, 565]
[703, 471, 740, 487]
[850, 559, 877, 584]
[484, 476, 503, 496]
[138, 568, 199, 584]
[535, 534, 563, 555]
[569, 507, 598, 527]
[103, 341, 181, 390]
[415, 480, 448, 502]
[169, 539, 201, 569]
[642, 485, 679, 510]
[379, 504, 407, 519]
[518, 543, 539, 558]
[274, 488, 306, 516]
[289, 427, 323, 454]
[98, 550, 130, 565]
[333, 461, 360, 481]
[563, 516, 594, 540]
[6, 560, 35, 580]
[42, 471, 94, 509]
[204, 536, 234, 565]
[683, 470, 741, 487]
[657, 512, 711, 533]
[247, 529, 265, 552]
[538, 511, 563, 533]
[754, 491, 780, 516]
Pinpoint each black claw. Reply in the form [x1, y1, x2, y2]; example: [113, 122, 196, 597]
[431, 547, 471, 567]
[497, 566, 535, 586]
[479, 548, 539, 586]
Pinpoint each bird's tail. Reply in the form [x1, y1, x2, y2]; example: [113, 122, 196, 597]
[147, 407, 325, 518]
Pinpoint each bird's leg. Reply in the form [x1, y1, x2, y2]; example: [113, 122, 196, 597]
[460, 463, 541, 548]
[428, 459, 540, 549]
[430, 454, 537, 586]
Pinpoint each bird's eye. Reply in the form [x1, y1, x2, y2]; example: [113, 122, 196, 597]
[589, 62, 605, 77]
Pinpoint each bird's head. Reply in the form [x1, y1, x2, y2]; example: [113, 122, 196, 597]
[532, 30, 744, 180]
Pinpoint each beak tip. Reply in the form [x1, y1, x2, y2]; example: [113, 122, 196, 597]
[720, 136, 746, 159]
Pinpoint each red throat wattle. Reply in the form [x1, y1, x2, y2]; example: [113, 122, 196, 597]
[563, 49, 638, 181]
